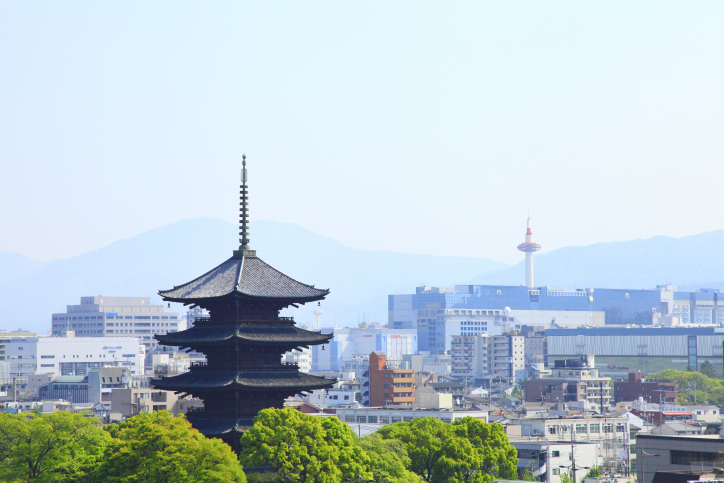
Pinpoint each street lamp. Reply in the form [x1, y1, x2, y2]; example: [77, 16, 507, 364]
[640, 451, 659, 483]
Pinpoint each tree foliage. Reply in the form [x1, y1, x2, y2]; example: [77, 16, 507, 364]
[649, 369, 724, 405]
[95, 410, 245, 482]
[357, 433, 423, 483]
[585, 466, 602, 478]
[700, 361, 718, 379]
[0, 411, 109, 483]
[239, 407, 371, 482]
[376, 417, 518, 483]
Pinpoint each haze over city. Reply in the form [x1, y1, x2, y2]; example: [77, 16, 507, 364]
[2, 2, 723, 266]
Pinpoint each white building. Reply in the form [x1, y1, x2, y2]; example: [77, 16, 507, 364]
[513, 416, 631, 475]
[312, 327, 417, 372]
[451, 334, 525, 381]
[513, 440, 600, 483]
[51, 296, 179, 350]
[4, 336, 145, 377]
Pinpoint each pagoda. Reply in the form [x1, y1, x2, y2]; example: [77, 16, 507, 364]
[152, 155, 335, 451]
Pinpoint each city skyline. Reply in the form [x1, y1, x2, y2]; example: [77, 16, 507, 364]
[2, 2, 723, 265]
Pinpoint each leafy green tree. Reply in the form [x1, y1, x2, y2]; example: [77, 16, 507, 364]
[239, 407, 372, 483]
[95, 411, 245, 482]
[560, 473, 573, 483]
[511, 385, 523, 399]
[377, 417, 518, 483]
[357, 433, 422, 483]
[0, 410, 110, 483]
[521, 468, 536, 481]
[649, 369, 724, 405]
[585, 466, 602, 478]
[700, 361, 718, 379]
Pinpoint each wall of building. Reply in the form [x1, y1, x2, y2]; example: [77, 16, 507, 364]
[4, 336, 145, 377]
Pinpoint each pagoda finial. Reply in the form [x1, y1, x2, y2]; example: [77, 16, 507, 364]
[239, 154, 251, 250]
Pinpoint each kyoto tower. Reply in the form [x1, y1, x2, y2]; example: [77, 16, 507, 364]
[517, 217, 541, 288]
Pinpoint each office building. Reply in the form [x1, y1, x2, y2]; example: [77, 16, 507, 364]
[613, 373, 677, 405]
[524, 355, 612, 412]
[4, 336, 145, 377]
[451, 333, 525, 382]
[391, 285, 724, 354]
[312, 327, 417, 372]
[51, 296, 179, 349]
[547, 326, 724, 375]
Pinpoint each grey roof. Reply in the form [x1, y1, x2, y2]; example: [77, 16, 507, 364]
[152, 370, 335, 391]
[159, 255, 329, 302]
[156, 326, 332, 346]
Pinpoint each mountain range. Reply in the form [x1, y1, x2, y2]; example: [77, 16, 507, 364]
[1, 218, 723, 334]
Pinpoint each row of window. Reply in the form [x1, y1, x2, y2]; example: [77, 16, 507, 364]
[547, 423, 625, 434]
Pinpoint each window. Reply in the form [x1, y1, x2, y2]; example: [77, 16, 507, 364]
[384, 393, 389, 397]
[40, 355, 55, 359]
[576, 424, 587, 434]
[616, 423, 626, 433]
[552, 469, 560, 475]
[590, 424, 600, 433]
[552, 451, 560, 457]
[671, 450, 716, 465]
[548, 426, 557, 435]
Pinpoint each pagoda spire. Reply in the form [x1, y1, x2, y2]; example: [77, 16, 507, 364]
[235, 154, 255, 258]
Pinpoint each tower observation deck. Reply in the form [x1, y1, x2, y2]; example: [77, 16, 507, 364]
[517, 217, 541, 288]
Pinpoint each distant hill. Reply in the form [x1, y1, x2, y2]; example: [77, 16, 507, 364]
[3, 220, 723, 334]
[474, 231, 724, 290]
[0, 218, 507, 333]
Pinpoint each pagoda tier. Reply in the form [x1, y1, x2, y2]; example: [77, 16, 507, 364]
[159, 254, 329, 310]
[153, 252, 335, 452]
[155, 324, 332, 351]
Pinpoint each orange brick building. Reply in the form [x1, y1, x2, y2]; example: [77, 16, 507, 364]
[368, 351, 415, 407]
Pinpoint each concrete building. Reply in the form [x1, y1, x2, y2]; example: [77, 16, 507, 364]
[312, 326, 417, 372]
[38, 366, 132, 404]
[513, 440, 599, 483]
[51, 296, 179, 350]
[547, 326, 724, 376]
[390, 285, 724, 354]
[363, 351, 415, 407]
[635, 434, 724, 483]
[512, 416, 631, 475]
[110, 387, 202, 417]
[525, 356, 612, 412]
[4, 336, 145, 377]
[334, 406, 488, 426]
[614, 373, 677, 405]
[451, 333, 525, 382]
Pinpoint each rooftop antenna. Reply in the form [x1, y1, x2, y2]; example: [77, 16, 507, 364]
[234, 154, 256, 258]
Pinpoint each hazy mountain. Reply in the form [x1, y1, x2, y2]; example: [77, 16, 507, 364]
[474, 231, 724, 290]
[3, 220, 723, 334]
[0, 218, 507, 333]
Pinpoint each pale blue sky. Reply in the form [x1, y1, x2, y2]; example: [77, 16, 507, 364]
[1, 2, 723, 265]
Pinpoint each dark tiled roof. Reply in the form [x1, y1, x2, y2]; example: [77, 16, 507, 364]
[185, 415, 254, 436]
[156, 326, 332, 346]
[159, 255, 328, 302]
[152, 370, 335, 391]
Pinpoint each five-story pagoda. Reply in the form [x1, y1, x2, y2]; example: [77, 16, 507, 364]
[152, 155, 335, 451]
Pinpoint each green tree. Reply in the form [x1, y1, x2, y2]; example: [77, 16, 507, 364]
[585, 466, 602, 478]
[0, 410, 110, 483]
[239, 407, 371, 483]
[95, 411, 245, 482]
[377, 417, 518, 483]
[700, 361, 718, 379]
[649, 369, 724, 405]
[356, 433, 423, 483]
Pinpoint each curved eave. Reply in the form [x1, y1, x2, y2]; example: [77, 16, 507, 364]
[184, 416, 254, 436]
[158, 290, 329, 306]
[158, 255, 329, 303]
[154, 326, 333, 346]
[151, 372, 336, 391]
